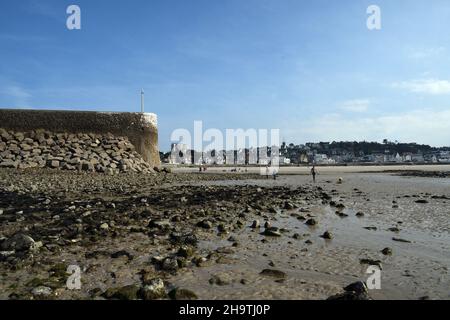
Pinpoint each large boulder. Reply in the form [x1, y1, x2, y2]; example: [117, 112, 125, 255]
[0, 234, 39, 252]
[139, 279, 167, 300]
[327, 281, 371, 300]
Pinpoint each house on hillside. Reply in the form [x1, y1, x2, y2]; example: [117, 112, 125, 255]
[411, 154, 424, 163]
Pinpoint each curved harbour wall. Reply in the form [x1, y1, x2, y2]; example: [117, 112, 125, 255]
[0, 109, 160, 168]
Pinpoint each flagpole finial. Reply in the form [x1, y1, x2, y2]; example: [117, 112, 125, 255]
[140, 89, 145, 113]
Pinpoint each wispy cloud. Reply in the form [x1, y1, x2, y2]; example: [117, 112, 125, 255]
[392, 79, 450, 95]
[23, 0, 61, 20]
[0, 84, 32, 107]
[408, 47, 445, 60]
[339, 99, 370, 112]
[0, 85, 31, 99]
[0, 34, 49, 42]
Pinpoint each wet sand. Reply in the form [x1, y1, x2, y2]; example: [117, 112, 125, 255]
[0, 167, 448, 300]
[170, 172, 449, 300]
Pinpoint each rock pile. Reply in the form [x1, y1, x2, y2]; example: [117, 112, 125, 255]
[327, 281, 371, 300]
[0, 129, 154, 174]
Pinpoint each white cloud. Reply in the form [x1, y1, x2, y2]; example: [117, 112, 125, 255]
[0, 86, 32, 99]
[283, 109, 450, 147]
[392, 79, 450, 95]
[339, 99, 370, 112]
[24, 1, 61, 20]
[0, 34, 49, 42]
[409, 47, 445, 60]
[0, 85, 32, 107]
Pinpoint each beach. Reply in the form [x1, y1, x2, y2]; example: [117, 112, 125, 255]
[0, 165, 448, 300]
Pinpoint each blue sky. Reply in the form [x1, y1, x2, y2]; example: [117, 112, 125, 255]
[1, 0, 450, 150]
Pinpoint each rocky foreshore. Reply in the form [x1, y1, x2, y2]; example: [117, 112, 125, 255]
[0, 129, 154, 174]
[0, 168, 448, 300]
[0, 169, 278, 299]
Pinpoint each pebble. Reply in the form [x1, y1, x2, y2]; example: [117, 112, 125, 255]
[262, 228, 282, 237]
[197, 220, 213, 229]
[99, 223, 109, 230]
[321, 231, 333, 239]
[1, 233, 37, 252]
[168, 288, 198, 300]
[161, 257, 179, 272]
[31, 286, 53, 297]
[327, 281, 371, 300]
[102, 285, 139, 300]
[392, 237, 411, 243]
[251, 220, 260, 228]
[259, 269, 286, 279]
[360, 258, 382, 269]
[177, 246, 195, 258]
[111, 250, 133, 259]
[140, 278, 166, 300]
[209, 273, 233, 286]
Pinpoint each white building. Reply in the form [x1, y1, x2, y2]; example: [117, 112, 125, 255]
[248, 148, 258, 164]
[438, 152, 450, 163]
[236, 148, 246, 165]
[314, 154, 328, 164]
[225, 150, 235, 165]
[170, 143, 190, 164]
[279, 157, 291, 165]
[403, 153, 412, 162]
[411, 154, 424, 162]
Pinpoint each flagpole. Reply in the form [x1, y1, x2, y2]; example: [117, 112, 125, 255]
[141, 89, 144, 113]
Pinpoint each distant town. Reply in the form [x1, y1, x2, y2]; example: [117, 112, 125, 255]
[161, 140, 450, 165]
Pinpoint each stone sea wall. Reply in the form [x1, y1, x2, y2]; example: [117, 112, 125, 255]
[0, 130, 156, 174]
[0, 109, 160, 173]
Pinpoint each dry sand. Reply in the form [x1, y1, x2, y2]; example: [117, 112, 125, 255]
[173, 164, 450, 174]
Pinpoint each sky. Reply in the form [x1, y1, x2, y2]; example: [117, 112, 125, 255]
[1, 0, 450, 150]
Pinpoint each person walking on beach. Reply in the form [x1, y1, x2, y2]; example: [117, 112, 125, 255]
[311, 165, 317, 183]
[272, 167, 278, 180]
